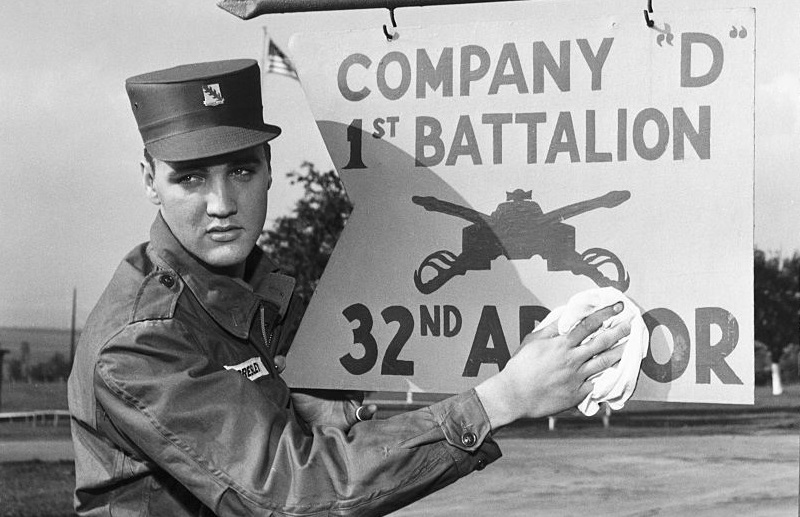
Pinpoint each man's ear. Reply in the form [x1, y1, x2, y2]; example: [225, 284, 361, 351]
[141, 160, 161, 206]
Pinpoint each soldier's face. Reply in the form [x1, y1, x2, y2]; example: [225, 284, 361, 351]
[142, 145, 272, 274]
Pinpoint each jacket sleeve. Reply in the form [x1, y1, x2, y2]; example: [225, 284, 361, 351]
[94, 319, 501, 516]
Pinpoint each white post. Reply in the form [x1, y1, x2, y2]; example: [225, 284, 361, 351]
[771, 362, 783, 395]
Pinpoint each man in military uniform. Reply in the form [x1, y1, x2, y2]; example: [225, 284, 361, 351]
[68, 59, 629, 516]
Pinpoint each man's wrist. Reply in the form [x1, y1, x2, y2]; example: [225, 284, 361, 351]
[475, 374, 518, 431]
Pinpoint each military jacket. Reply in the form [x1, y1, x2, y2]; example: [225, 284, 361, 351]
[68, 215, 500, 516]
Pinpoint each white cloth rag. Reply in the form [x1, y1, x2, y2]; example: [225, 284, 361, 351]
[536, 287, 649, 416]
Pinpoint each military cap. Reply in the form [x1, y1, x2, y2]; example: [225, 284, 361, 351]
[126, 59, 281, 162]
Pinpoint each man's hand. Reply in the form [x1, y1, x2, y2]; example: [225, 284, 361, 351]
[475, 302, 630, 430]
[290, 389, 377, 432]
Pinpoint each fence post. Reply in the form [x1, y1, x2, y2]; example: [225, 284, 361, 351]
[0, 349, 8, 412]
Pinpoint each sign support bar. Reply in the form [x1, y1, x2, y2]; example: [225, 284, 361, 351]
[219, 0, 526, 18]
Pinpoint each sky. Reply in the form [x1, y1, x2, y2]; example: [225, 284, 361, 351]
[1, 0, 798, 329]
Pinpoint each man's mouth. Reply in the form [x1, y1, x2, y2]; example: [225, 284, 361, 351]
[207, 226, 244, 242]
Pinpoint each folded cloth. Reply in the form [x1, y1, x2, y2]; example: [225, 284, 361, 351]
[536, 287, 649, 416]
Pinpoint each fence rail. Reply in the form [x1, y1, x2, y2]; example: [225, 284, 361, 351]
[0, 410, 70, 428]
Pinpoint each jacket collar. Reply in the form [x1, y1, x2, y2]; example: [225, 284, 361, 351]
[147, 214, 282, 339]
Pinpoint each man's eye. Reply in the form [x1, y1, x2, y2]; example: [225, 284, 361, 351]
[231, 168, 254, 179]
[178, 175, 202, 185]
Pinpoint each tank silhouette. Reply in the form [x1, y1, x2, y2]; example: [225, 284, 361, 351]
[412, 189, 631, 294]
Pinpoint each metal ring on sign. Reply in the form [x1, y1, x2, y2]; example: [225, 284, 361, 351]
[383, 8, 398, 41]
[643, 0, 654, 27]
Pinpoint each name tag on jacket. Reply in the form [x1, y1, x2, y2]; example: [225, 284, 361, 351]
[224, 357, 269, 381]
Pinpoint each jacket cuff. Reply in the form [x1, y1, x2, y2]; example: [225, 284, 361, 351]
[428, 389, 502, 475]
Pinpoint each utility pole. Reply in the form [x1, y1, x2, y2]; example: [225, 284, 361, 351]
[69, 287, 77, 367]
[261, 26, 268, 75]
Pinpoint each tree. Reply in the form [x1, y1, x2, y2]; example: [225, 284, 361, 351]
[258, 162, 353, 304]
[19, 341, 31, 383]
[29, 352, 70, 383]
[753, 341, 771, 386]
[754, 249, 799, 385]
[7, 357, 23, 382]
[779, 343, 799, 383]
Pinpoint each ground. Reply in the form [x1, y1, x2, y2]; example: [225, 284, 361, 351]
[0, 383, 797, 516]
[0, 431, 796, 517]
[0, 462, 74, 517]
[395, 433, 799, 517]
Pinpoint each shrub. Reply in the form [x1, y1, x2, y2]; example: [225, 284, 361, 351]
[753, 341, 772, 386]
[779, 343, 799, 384]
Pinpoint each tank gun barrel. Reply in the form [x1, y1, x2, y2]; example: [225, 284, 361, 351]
[411, 195, 492, 226]
[541, 190, 630, 224]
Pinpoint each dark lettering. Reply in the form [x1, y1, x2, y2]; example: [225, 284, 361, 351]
[482, 113, 513, 164]
[463, 306, 511, 377]
[443, 305, 462, 337]
[415, 116, 445, 167]
[641, 308, 691, 383]
[489, 43, 528, 94]
[519, 305, 551, 342]
[577, 38, 613, 91]
[681, 33, 724, 88]
[533, 40, 570, 93]
[446, 115, 482, 165]
[515, 112, 547, 164]
[338, 53, 371, 101]
[633, 108, 669, 161]
[340, 303, 379, 375]
[417, 48, 454, 98]
[420, 305, 440, 337]
[695, 307, 742, 384]
[377, 51, 411, 101]
[673, 106, 711, 160]
[545, 111, 580, 163]
[586, 110, 612, 162]
[460, 45, 490, 96]
[381, 306, 415, 376]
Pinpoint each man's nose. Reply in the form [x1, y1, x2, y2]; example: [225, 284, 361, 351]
[206, 178, 237, 218]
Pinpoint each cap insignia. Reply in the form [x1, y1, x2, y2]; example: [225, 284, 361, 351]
[202, 83, 225, 107]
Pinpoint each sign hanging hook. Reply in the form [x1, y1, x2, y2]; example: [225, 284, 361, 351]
[643, 0, 654, 27]
[383, 8, 398, 41]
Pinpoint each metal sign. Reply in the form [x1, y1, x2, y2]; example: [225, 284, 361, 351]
[284, 8, 755, 403]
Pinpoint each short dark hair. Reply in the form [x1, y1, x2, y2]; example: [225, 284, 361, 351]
[264, 142, 271, 163]
[143, 143, 271, 173]
[143, 147, 156, 172]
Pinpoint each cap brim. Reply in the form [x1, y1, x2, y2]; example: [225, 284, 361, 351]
[145, 123, 281, 162]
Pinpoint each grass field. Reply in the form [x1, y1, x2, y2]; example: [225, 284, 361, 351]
[0, 381, 68, 412]
[0, 461, 74, 517]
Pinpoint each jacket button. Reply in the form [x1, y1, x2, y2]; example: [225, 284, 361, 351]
[461, 431, 477, 448]
[274, 355, 286, 373]
[159, 274, 175, 288]
[476, 458, 487, 470]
